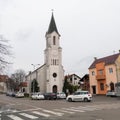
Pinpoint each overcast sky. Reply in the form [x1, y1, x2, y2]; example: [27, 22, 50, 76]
[0, 0, 120, 77]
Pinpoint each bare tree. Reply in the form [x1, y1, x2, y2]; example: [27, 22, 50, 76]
[6, 69, 26, 92]
[11, 69, 26, 83]
[0, 35, 12, 73]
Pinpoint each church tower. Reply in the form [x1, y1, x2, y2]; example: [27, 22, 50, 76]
[44, 12, 64, 93]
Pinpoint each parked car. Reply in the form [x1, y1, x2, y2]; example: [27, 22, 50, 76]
[66, 91, 92, 102]
[31, 93, 44, 100]
[6, 91, 16, 97]
[57, 92, 66, 99]
[106, 90, 116, 97]
[44, 92, 57, 100]
[15, 92, 24, 98]
[6, 91, 12, 96]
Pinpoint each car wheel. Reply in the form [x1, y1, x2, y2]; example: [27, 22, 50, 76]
[84, 98, 88, 102]
[68, 98, 72, 102]
[47, 97, 50, 100]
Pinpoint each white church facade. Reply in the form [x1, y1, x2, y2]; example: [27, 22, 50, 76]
[25, 13, 64, 94]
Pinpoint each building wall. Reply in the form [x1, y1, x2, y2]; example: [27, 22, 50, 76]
[67, 74, 81, 86]
[89, 63, 119, 95]
[105, 65, 117, 90]
[45, 31, 64, 93]
[0, 82, 7, 93]
[89, 68, 98, 94]
[37, 65, 46, 93]
[116, 56, 120, 82]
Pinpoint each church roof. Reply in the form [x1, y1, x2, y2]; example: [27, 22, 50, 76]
[89, 53, 120, 69]
[47, 13, 60, 35]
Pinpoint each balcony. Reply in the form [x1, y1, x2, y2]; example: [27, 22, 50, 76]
[96, 75, 106, 80]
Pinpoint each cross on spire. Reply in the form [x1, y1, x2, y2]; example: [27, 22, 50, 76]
[51, 9, 54, 12]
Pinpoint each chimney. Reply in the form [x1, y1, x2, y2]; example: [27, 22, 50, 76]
[94, 57, 97, 60]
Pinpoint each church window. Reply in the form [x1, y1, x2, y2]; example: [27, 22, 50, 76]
[53, 36, 56, 45]
[55, 59, 56, 65]
[52, 59, 58, 65]
[53, 73, 57, 78]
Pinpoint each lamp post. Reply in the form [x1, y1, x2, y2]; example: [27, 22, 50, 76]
[31, 64, 40, 93]
[31, 64, 40, 70]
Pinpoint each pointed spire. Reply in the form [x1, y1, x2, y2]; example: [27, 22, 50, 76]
[47, 11, 60, 35]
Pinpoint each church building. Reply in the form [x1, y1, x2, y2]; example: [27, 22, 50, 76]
[25, 13, 64, 93]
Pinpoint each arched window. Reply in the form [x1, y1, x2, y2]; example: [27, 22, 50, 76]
[53, 36, 56, 45]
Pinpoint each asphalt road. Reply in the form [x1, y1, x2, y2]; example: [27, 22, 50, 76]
[0, 94, 120, 120]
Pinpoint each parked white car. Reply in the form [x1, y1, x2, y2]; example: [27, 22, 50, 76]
[66, 91, 92, 102]
[31, 93, 44, 100]
[106, 90, 116, 97]
[57, 92, 66, 99]
[15, 92, 24, 98]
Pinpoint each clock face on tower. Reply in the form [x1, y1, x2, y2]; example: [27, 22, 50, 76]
[53, 73, 57, 78]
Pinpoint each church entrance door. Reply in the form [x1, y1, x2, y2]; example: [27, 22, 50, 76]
[53, 85, 57, 93]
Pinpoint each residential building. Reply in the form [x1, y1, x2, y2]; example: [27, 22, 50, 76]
[89, 52, 120, 95]
[19, 82, 27, 92]
[79, 74, 90, 91]
[25, 13, 64, 94]
[65, 74, 81, 86]
[0, 75, 8, 93]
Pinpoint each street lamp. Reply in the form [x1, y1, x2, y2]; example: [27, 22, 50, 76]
[31, 64, 40, 93]
[31, 64, 40, 70]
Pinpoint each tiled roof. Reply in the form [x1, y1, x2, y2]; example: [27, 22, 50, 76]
[89, 53, 120, 69]
[80, 74, 89, 82]
[20, 82, 27, 87]
[65, 74, 81, 79]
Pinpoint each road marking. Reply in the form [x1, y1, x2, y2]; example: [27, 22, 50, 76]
[19, 113, 38, 119]
[71, 106, 97, 111]
[7, 115, 24, 120]
[21, 108, 43, 112]
[54, 109, 75, 114]
[42, 109, 64, 116]
[62, 108, 85, 112]
[32, 111, 50, 117]
[84, 106, 101, 110]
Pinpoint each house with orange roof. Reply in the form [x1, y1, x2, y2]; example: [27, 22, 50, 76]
[89, 52, 120, 95]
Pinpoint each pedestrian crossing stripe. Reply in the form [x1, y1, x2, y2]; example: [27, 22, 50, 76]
[62, 108, 85, 112]
[70, 106, 99, 111]
[4, 103, 120, 120]
[42, 109, 64, 116]
[32, 111, 50, 117]
[54, 109, 75, 114]
[19, 113, 38, 119]
[7, 115, 24, 120]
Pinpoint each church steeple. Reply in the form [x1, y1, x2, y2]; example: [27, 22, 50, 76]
[47, 12, 60, 35]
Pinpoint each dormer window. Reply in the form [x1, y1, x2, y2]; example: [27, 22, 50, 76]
[53, 36, 56, 45]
